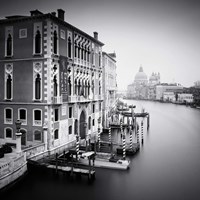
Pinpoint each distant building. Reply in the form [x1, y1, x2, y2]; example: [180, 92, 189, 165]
[127, 66, 148, 99]
[194, 81, 200, 88]
[163, 92, 175, 102]
[127, 66, 160, 100]
[156, 84, 183, 101]
[0, 9, 104, 153]
[102, 52, 117, 128]
[177, 94, 193, 103]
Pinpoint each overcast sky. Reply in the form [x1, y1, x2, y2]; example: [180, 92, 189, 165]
[1, 0, 200, 90]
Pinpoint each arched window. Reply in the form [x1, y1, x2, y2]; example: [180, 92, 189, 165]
[68, 126, 72, 135]
[74, 79, 77, 95]
[35, 30, 41, 54]
[88, 82, 90, 96]
[35, 74, 41, 100]
[68, 37, 71, 58]
[6, 74, 12, 99]
[53, 31, 58, 54]
[34, 130, 42, 141]
[54, 129, 58, 139]
[19, 108, 27, 125]
[88, 117, 91, 130]
[53, 75, 58, 96]
[81, 46, 84, 60]
[5, 128, 12, 138]
[7, 34, 12, 56]
[99, 52, 101, 66]
[74, 42, 77, 58]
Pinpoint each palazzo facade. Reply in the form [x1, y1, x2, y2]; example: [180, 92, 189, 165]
[0, 9, 104, 152]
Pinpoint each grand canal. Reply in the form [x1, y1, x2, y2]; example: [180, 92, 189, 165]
[3, 100, 200, 200]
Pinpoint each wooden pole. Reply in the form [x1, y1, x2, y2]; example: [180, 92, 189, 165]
[141, 120, 144, 144]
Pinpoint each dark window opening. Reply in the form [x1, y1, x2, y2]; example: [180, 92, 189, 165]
[55, 108, 59, 121]
[6, 74, 12, 99]
[6, 109, 12, 119]
[34, 110, 41, 120]
[20, 109, 26, 120]
[54, 129, 58, 139]
[34, 130, 41, 141]
[69, 126, 72, 135]
[7, 34, 12, 56]
[68, 37, 71, 58]
[35, 30, 41, 54]
[53, 31, 58, 54]
[53, 75, 58, 96]
[35, 74, 41, 100]
[6, 128, 12, 138]
[69, 107, 72, 118]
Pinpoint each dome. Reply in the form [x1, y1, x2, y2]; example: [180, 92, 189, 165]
[134, 66, 147, 82]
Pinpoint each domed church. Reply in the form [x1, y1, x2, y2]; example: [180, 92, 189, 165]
[127, 66, 160, 99]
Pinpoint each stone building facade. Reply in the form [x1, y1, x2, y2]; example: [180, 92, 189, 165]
[102, 52, 117, 128]
[0, 9, 104, 152]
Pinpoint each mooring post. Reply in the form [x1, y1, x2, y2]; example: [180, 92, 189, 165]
[135, 117, 137, 135]
[130, 124, 133, 149]
[122, 130, 126, 160]
[109, 124, 111, 144]
[147, 114, 150, 130]
[141, 120, 144, 144]
[76, 135, 79, 160]
[137, 123, 140, 144]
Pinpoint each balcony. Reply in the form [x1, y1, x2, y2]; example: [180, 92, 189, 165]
[68, 96, 78, 103]
[53, 96, 63, 104]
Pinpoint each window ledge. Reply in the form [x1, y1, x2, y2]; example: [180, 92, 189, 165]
[33, 53, 43, 57]
[4, 55, 13, 58]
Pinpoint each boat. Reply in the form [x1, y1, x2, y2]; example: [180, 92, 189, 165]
[79, 151, 130, 170]
[0, 151, 27, 191]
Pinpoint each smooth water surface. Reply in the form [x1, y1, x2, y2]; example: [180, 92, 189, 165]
[3, 100, 200, 200]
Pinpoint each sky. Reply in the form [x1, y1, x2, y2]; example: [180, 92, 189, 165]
[1, 0, 200, 90]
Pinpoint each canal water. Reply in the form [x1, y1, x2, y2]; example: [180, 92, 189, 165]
[2, 100, 200, 200]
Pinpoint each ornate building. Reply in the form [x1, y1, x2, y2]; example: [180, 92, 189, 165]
[0, 9, 104, 153]
[102, 52, 117, 128]
[127, 66, 148, 99]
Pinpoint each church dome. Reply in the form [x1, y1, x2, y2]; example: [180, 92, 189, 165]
[134, 66, 147, 82]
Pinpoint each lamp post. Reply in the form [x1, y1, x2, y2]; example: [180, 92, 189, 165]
[15, 119, 22, 154]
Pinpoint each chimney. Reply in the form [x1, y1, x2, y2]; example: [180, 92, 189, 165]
[93, 32, 98, 40]
[57, 9, 65, 21]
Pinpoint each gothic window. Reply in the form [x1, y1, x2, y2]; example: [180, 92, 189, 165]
[53, 75, 58, 96]
[6, 34, 12, 56]
[6, 74, 12, 99]
[92, 119, 95, 126]
[93, 104, 95, 113]
[5, 64, 13, 100]
[87, 47, 90, 62]
[88, 82, 90, 96]
[35, 74, 41, 100]
[53, 30, 58, 54]
[5, 128, 12, 138]
[33, 62, 42, 101]
[74, 79, 77, 95]
[68, 37, 72, 58]
[35, 30, 41, 54]
[75, 42, 77, 57]
[81, 45, 84, 60]
[54, 129, 59, 139]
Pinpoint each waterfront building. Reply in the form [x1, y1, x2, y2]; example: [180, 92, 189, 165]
[156, 84, 183, 101]
[0, 9, 104, 153]
[163, 92, 176, 102]
[177, 93, 194, 104]
[102, 52, 117, 128]
[148, 72, 160, 100]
